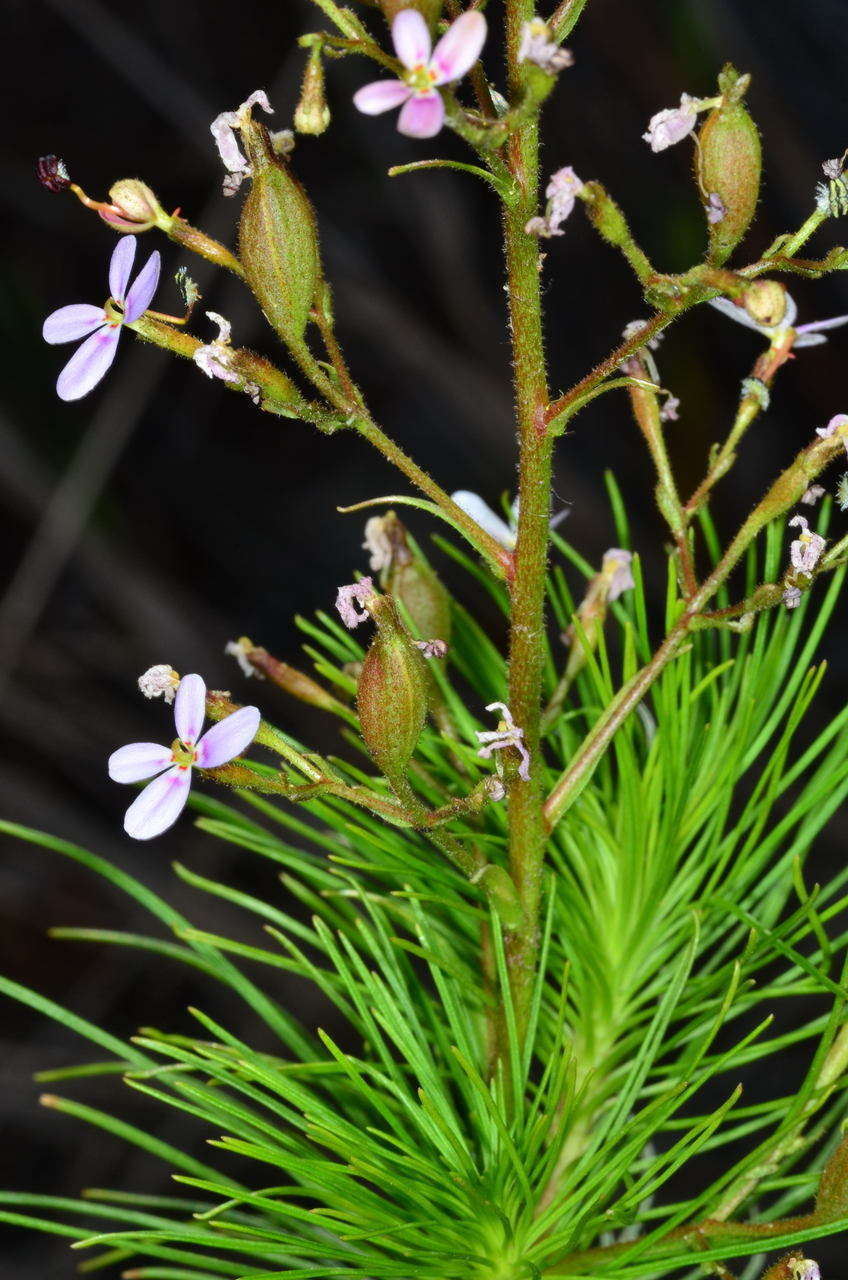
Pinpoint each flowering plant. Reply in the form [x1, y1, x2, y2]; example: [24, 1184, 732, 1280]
[8, 4, 848, 1280]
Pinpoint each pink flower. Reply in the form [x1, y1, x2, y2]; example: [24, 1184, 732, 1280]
[353, 8, 487, 139]
[108, 674, 260, 840]
[42, 236, 160, 401]
[817, 413, 848, 444]
[476, 701, 531, 782]
[336, 578, 377, 628]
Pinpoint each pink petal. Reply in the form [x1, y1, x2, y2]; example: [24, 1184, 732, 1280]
[798, 314, 848, 334]
[109, 235, 137, 301]
[174, 673, 206, 745]
[392, 8, 432, 69]
[123, 765, 191, 840]
[108, 741, 173, 783]
[56, 326, 120, 401]
[196, 705, 261, 768]
[430, 11, 486, 85]
[43, 304, 106, 345]
[398, 92, 445, 139]
[123, 250, 161, 323]
[353, 79, 412, 115]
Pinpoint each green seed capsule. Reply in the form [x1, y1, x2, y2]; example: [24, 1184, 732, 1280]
[697, 66, 761, 265]
[379, 0, 441, 26]
[357, 596, 428, 785]
[239, 119, 321, 351]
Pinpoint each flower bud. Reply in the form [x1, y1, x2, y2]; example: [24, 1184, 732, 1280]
[696, 66, 761, 265]
[294, 48, 331, 136]
[239, 117, 322, 351]
[357, 595, 428, 785]
[104, 179, 170, 232]
[743, 279, 786, 327]
[379, 0, 441, 25]
[226, 638, 342, 713]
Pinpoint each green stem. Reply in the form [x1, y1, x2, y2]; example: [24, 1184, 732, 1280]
[502, 0, 553, 1039]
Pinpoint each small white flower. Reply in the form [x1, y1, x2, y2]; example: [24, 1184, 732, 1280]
[801, 484, 826, 506]
[138, 664, 180, 704]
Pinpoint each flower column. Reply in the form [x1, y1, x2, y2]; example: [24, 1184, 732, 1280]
[502, 0, 554, 1041]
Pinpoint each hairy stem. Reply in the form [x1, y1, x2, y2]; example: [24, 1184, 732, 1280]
[502, 0, 553, 1040]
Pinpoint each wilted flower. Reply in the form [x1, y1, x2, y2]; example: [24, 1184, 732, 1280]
[801, 484, 826, 506]
[642, 94, 700, 151]
[353, 8, 487, 140]
[660, 394, 681, 422]
[476, 701, 531, 781]
[783, 585, 803, 610]
[193, 312, 240, 383]
[816, 412, 848, 443]
[336, 578, 377, 628]
[108, 673, 260, 840]
[138, 664, 180, 704]
[363, 513, 412, 572]
[42, 236, 160, 401]
[526, 166, 584, 237]
[789, 515, 826, 573]
[709, 293, 848, 349]
[603, 548, 635, 601]
[415, 638, 448, 658]
[517, 18, 573, 73]
[705, 192, 726, 223]
[211, 89, 273, 195]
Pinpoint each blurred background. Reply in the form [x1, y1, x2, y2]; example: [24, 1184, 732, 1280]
[3, 0, 848, 1273]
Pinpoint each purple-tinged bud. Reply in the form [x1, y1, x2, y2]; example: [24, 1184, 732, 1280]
[357, 594, 428, 786]
[36, 154, 70, 192]
[294, 48, 331, 136]
[102, 178, 170, 232]
[239, 114, 322, 352]
[744, 280, 787, 328]
[696, 65, 761, 265]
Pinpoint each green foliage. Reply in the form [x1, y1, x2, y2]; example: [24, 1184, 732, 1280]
[3, 498, 848, 1280]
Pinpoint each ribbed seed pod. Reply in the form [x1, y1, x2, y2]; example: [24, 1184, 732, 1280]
[357, 596, 428, 786]
[697, 66, 761, 265]
[239, 119, 321, 351]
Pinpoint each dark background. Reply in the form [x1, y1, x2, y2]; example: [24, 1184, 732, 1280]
[2, 0, 848, 1274]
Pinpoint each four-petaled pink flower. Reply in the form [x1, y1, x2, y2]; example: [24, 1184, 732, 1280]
[43, 236, 160, 401]
[108, 673, 260, 840]
[354, 8, 487, 139]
